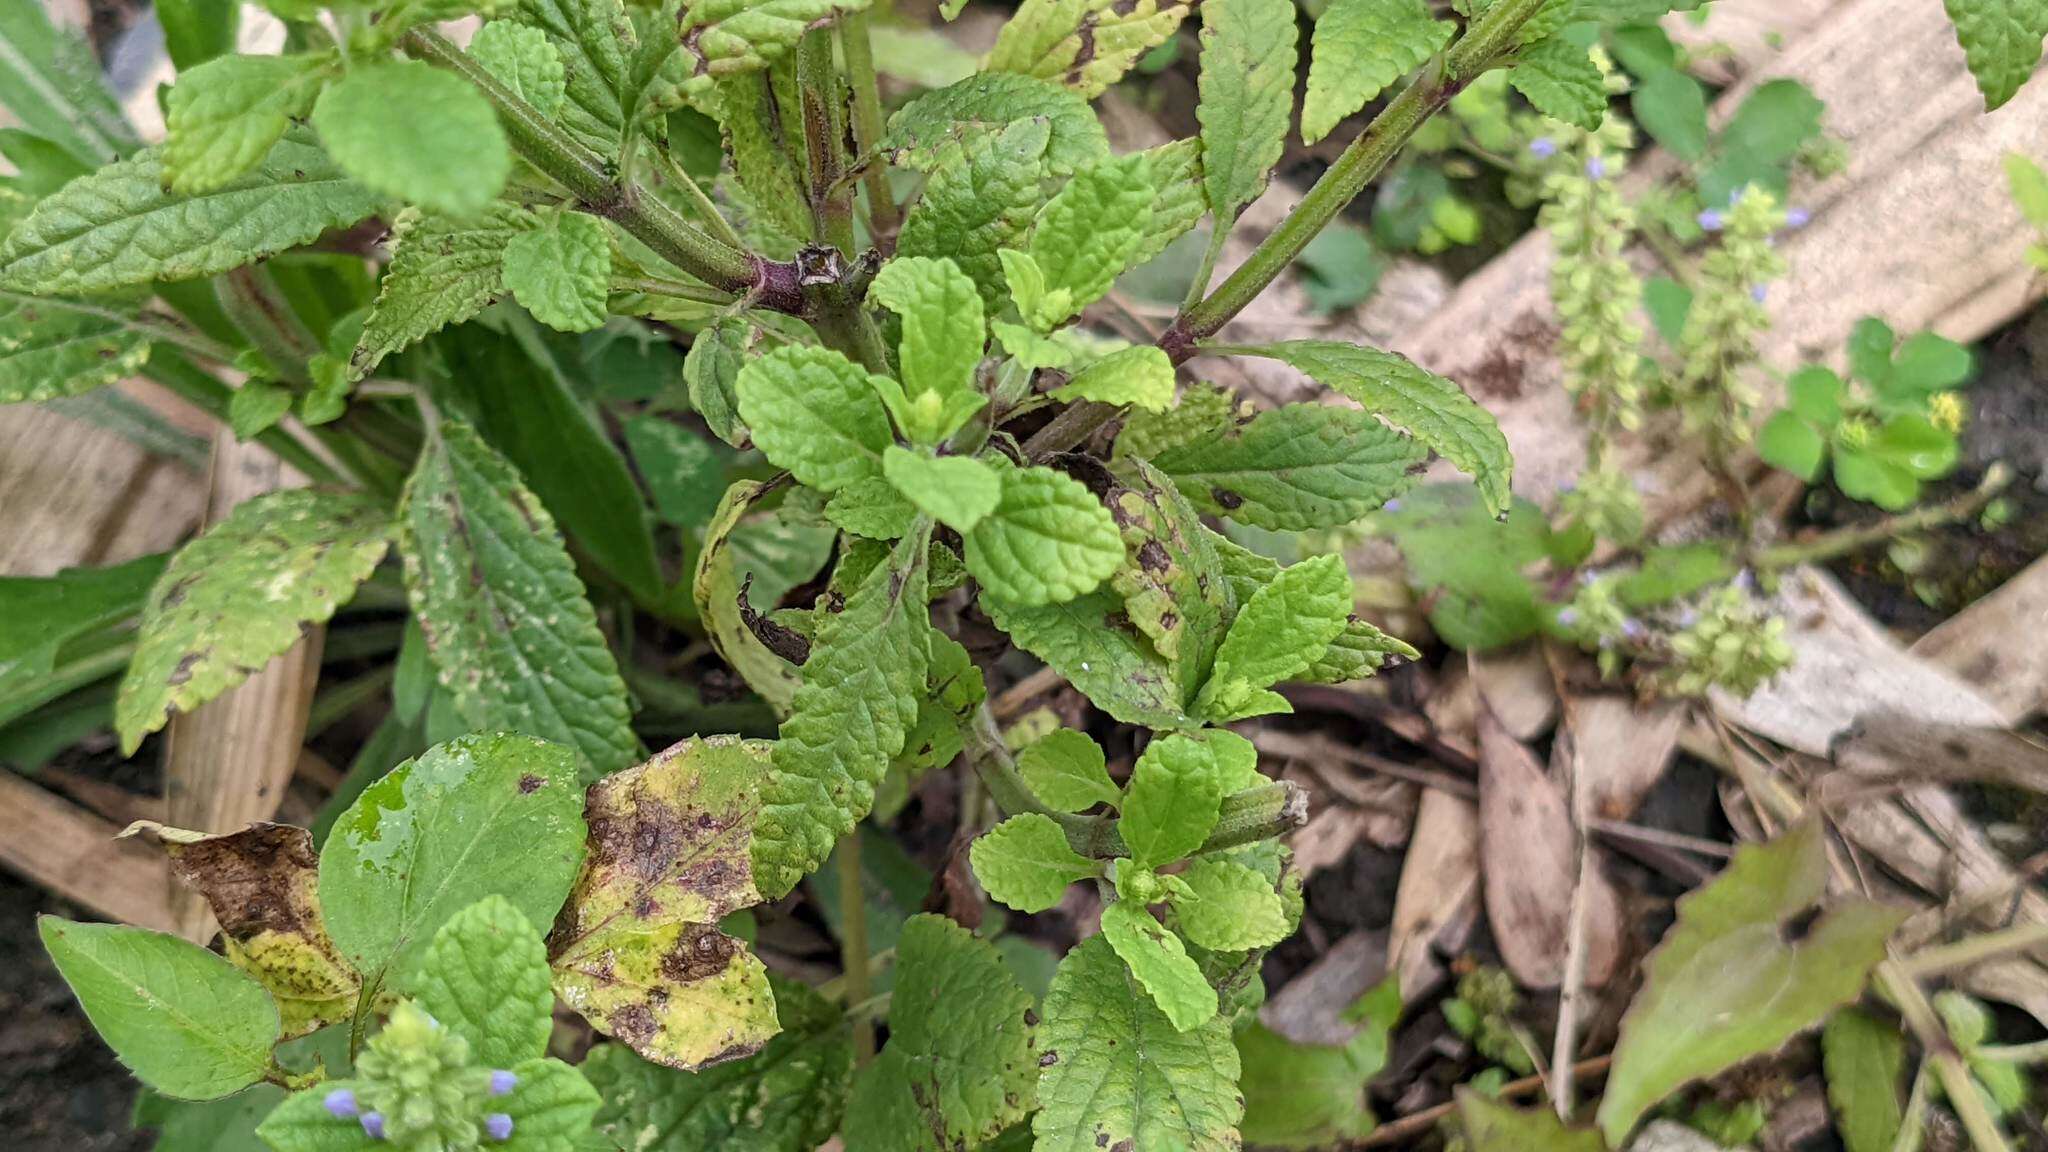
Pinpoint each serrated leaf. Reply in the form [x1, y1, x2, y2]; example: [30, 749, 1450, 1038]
[471, 20, 567, 116]
[988, 0, 1191, 97]
[551, 735, 780, 1068]
[512, 0, 633, 156]
[0, 289, 153, 403]
[1153, 402, 1426, 530]
[1116, 379, 1241, 460]
[114, 489, 389, 753]
[504, 209, 611, 332]
[1944, 0, 2048, 110]
[753, 529, 932, 898]
[397, 895, 557, 1073]
[678, 0, 870, 77]
[966, 464, 1124, 605]
[1823, 1008, 1906, 1152]
[1035, 934, 1240, 1150]
[984, 590, 1192, 729]
[1105, 464, 1234, 703]
[584, 979, 851, 1152]
[349, 205, 537, 381]
[1099, 900, 1216, 1031]
[971, 813, 1099, 912]
[1302, 0, 1450, 145]
[868, 256, 988, 444]
[399, 421, 640, 779]
[312, 60, 510, 216]
[1508, 36, 1606, 131]
[1119, 731, 1230, 868]
[1051, 345, 1175, 411]
[1018, 728, 1119, 812]
[884, 72, 1106, 177]
[898, 116, 1055, 315]
[1595, 820, 1909, 1144]
[823, 476, 917, 540]
[0, 131, 381, 295]
[1023, 151, 1156, 327]
[39, 918, 278, 1101]
[694, 480, 803, 711]
[1198, 0, 1298, 221]
[1195, 552, 1352, 720]
[1459, 1091, 1605, 1152]
[685, 321, 753, 447]
[320, 732, 587, 989]
[1235, 341, 1508, 518]
[845, 915, 1040, 1150]
[883, 447, 1002, 532]
[1132, 137, 1207, 265]
[735, 344, 895, 492]
[162, 53, 331, 194]
[0, 2, 138, 168]
[1299, 614, 1417, 683]
[1173, 857, 1290, 951]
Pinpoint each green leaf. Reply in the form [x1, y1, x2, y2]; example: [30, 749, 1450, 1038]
[1105, 460, 1235, 703]
[471, 20, 567, 116]
[734, 345, 895, 492]
[226, 379, 291, 440]
[312, 60, 510, 215]
[1301, 0, 1451, 145]
[754, 529, 932, 898]
[1017, 728, 1119, 812]
[1035, 934, 1239, 1150]
[1172, 857, 1290, 951]
[897, 116, 1055, 315]
[0, 290, 154, 403]
[1459, 1092, 1605, 1152]
[132, 1084, 282, 1152]
[1833, 447, 1919, 512]
[1198, 0, 1298, 220]
[1237, 979, 1398, 1147]
[1788, 365, 1846, 424]
[1643, 276, 1692, 346]
[551, 735, 780, 1068]
[845, 915, 1040, 1150]
[163, 53, 332, 194]
[1116, 379, 1240, 460]
[1823, 1008, 1907, 1152]
[882, 72, 1108, 177]
[0, 132, 381, 295]
[1943, 0, 2048, 109]
[512, 0, 633, 157]
[399, 421, 640, 778]
[504, 210, 611, 332]
[1631, 66, 1709, 162]
[0, 2, 138, 167]
[1758, 410, 1826, 481]
[1129, 137, 1207, 267]
[988, 0, 1192, 97]
[584, 979, 851, 1152]
[1717, 78, 1824, 168]
[677, 0, 870, 76]
[626, 416, 727, 530]
[1099, 900, 1217, 1031]
[966, 464, 1125, 605]
[1848, 316, 1898, 388]
[1595, 821, 1908, 1144]
[2006, 150, 2048, 228]
[684, 321, 753, 447]
[349, 205, 537, 380]
[1195, 552, 1351, 720]
[1050, 345, 1175, 412]
[1119, 731, 1231, 868]
[1298, 221, 1387, 313]
[1233, 340, 1511, 516]
[984, 590, 1192, 729]
[401, 896, 556, 1070]
[114, 489, 389, 753]
[883, 447, 1002, 532]
[1613, 543, 1734, 609]
[868, 255, 988, 444]
[827, 476, 921, 540]
[1024, 151, 1157, 326]
[1867, 414, 1959, 480]
[320, 733, 586, 990]
[971, 813, 1100, 912]
[1508, 37, 1606, 131]
[0, 554, 162, 701]
[39, 918, 278, 1100]
[1155, 403, 1426, 530]
[1886, 332, 1973, 394]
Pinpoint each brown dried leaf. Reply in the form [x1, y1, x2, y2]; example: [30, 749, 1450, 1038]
[1387, 787, 1480, 1001]
[1557, 691, 1686, 822]
[1469, 644, 1558, 741]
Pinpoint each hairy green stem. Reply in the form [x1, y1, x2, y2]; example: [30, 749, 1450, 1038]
[839, 11, 902, 242]
[1160, 0, 1549, 359]
[1897, 919, 2048, 980]
[797, 28, 858, 256]
[217, 266, 316, 384]
[836, 831, 876, 1063]
[1752, 463, 2012, 571]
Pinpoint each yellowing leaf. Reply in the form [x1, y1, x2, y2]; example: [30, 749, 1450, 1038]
[987, 0, 1191, 96]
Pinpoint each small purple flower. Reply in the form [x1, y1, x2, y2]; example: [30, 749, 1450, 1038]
[1556, 607, 1581, 628]
[1620, 618, 1647, 640]
[1382, 498, 1402, 513]
[485, 1114, 515, 1142]
[1677, 609, 1700, 628]
[323, 1089, 359, 1120]
[1750, 284, 1768, 303]
[1734, 568, 1756, 593]
[1696, 209, 1725, 232]
[1584, 156, 1607, 180]
[360, 1112, 387, 1140]
[1558, 480, 1577, 494]
[490, 1069, 518, 1097]
[1784, 207, 1812, 229]
[1529, 137, 1557, 158]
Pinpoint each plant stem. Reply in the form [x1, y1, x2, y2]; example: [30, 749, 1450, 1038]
[797, 27, 858, 256]
[1160, 0, 1549, 360]
[217, 266, 316, 384]
[836, 831, 876, 1063]
[1876, 960, 2013, 1152]
[1021, 397, 1121, 460]
[839, 10, 901, 243]
[400, 27, 801, 311]
[1977, 1038, 2048, 1064]
[658, 150, 750, 253]
[1751, 464, 2013, 571]
[1897, 920, 2048, 979]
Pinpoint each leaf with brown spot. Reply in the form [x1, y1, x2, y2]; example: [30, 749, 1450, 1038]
[550, 735, 781, 1070]
[123, 821, 358, 1038]
[1107, 460, 1234, 706]
[693, 479, 803, 716]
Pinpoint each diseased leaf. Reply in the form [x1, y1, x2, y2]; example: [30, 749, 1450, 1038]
[311, 60, 511, 216]
[1302, 0, 1451, 144]
[735, 344, 896, 492]
[1595, 821, 1909, 1144]
[503, 209, 611, 332]
[971, 813, 1099, 912]
[1050, 345, 1175, 412]
[1035, 935, 1240, 1151]
[966, 465, 1124, 605]
[1119, 731, 1230, 868]
[677, 0, 871, 77]
[984, 590, 1191, 729]
[1508, 36, 1607, 131]
[0, 131, 381, 295]
[1173, 857, 1290, 951]
[1106, 460, 1234, 703]
[38, 918, 278, 1101]
[0, 290, 153, 403]
[162, 53, 331, 194]
[1944, 0, 2048, 110]
[753, 529, 932, 898]
[115, 489, 390, 753]
[1195, 552, 1352, 721]
[1459, 1091, 1606, 1152]
[1197, 0, 1298, 223]
[349, 205, 537, 381]
[898, 116, 1055, 314]
[1017, 728, 1119, 813]
[1233, 340, 1512, 515]
[844, 915, 1040, 1150]
[319, 732, 587, 988]
[399, 422, 640, 779]
[584, 979, 851, 1152]
[988, 0, 1191, 97]
[470, 20, 567, 116]
[1824, 1007, 1907, 1152]
[868, 256, 989, 444]
[1153, 403, 1426, 530]
[694, 480, 803, 712]
[404, 895, 555, 1070]
[550, 735, 780, 1069]
[883, 447, 1002, 532]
